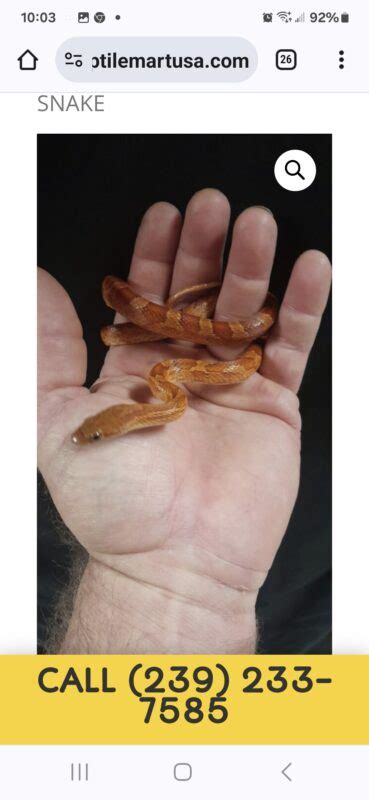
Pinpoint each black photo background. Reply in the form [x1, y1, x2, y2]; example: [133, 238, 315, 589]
[38, 134, 331, 653]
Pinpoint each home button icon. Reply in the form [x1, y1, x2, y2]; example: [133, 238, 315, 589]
[18, 50, 38, 70]
[174, 763, 192, 781]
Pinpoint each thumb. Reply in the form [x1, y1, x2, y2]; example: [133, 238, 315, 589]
[38, 268, 87, 438]
[38, 268, 87, 392]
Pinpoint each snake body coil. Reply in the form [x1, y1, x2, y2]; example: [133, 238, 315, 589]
[72, 277, 277, 444]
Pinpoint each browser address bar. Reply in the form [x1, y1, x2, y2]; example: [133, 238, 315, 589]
[56, 37, 258, 82]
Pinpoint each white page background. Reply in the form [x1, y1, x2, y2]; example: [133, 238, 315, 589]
[0, 92, 367, 653]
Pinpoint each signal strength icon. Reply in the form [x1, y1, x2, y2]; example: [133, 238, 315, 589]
[277, 10, 292, 22]
[295, 12, 305, 22]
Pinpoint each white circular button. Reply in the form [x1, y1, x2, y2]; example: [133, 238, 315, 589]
[274, 149, 317, 192]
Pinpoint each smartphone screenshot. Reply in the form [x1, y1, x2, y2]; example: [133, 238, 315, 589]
[0, 1, 368, 796]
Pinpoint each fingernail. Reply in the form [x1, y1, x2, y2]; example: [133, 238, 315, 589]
[252, 205, 274, 216]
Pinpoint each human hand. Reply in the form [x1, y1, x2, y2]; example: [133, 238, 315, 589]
[38, 189, 331, 652]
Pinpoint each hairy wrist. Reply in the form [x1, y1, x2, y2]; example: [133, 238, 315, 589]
[60, 552, 262, 654]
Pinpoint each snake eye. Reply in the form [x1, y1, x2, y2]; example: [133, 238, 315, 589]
[91, 431, 101, 441]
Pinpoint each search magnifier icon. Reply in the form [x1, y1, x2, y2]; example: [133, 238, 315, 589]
[274, 149, 317, 192]
[285, 159, 305, 180]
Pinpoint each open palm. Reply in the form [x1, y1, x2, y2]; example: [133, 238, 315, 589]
[38, 190, 331, 621]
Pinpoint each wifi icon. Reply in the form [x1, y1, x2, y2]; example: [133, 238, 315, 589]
[277, 10, 292, 22]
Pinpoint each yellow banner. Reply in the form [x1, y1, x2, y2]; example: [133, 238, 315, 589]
[0, 655, 367, 744]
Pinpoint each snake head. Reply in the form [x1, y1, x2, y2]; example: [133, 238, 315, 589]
[71, 404, 140, 444]
[71, 418, 103, 445]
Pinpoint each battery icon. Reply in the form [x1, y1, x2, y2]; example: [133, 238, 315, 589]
[341, 12, 349, 22]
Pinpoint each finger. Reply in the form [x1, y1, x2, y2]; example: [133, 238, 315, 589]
[102, 202, 181, 376]
[128, 201, 182, 303]
[260, 250, 332, 392]
[210, 206, 277, 359]
[38, 268, 87, 393]
[169, 188, 230, 296]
